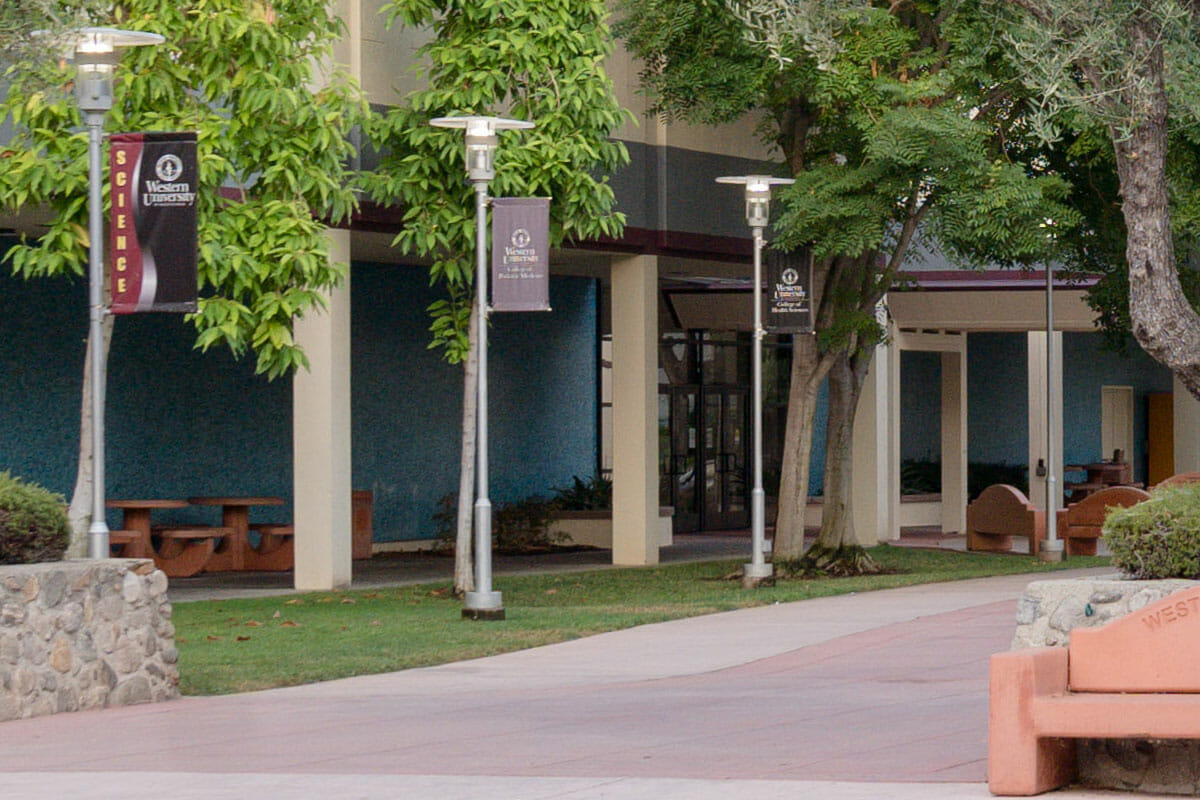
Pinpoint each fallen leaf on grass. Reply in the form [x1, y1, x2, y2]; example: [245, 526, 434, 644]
[279, 621, 300, 628]
[341, 598, 356, 605]
[284, 599, 302, 605]
[545, 588, 558, 595]
[317, 597, 334, 604]
[206, 635, 222, 641]
[272, 611, 281, 619]
[235, 636, 251, 642]
[429, 588, 450, 598]
[363, 592, 381, 599]
[245, 621, 262, 627]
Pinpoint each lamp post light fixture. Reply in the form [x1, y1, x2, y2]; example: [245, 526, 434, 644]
[62, 27, 164, 559]
[716, 175, 795, 587]
[430, 115, 534, 620]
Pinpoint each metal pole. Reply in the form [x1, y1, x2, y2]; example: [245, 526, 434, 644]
[1041, 265, 1063, 560]
[465, 179, 504, 618]
[745, 225, 772, 586]
[86, 112, 110, 559]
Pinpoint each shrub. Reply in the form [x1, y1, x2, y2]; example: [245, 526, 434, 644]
[900, 459, 940, 495]
[550, 474, 612, 511]
[433, 492, 571, 554]
[0, 471, 70, 564]
[1103, 484, 1200, 579]
[493, 496, 569, 552]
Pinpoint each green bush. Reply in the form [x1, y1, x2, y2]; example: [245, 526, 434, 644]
[433, 492, 571, 554]
[0, 471, 70, 564]
[1103, 484, 1200, 579]
[550, 474, 612, 511]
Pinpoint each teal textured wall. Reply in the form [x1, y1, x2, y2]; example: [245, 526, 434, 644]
[965, 331, 1172, 484]
[350, 263, 598, 541]
[0, 256, 598, 541]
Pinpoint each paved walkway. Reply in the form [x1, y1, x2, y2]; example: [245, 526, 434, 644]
[0, 553, 1131, 799]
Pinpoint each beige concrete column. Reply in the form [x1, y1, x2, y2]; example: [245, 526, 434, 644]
[1027, 331, 1064, 510]
[1173, 376, 1200, 473]
[611, 254, 659, 566]
[293, 229, 353, 590]
[851, 309, 895, 544]
[887, 325, 902, 541]
[940, 347, 968, 534]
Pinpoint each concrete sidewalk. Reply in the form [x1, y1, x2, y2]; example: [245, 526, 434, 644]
[0, 566, 1134, 799]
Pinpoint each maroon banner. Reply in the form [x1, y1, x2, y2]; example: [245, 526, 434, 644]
[109, 132, 198, 314]
[491, 197, 551, 312]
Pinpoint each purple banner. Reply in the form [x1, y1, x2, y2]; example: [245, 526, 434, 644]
[491, 197, 550, 312]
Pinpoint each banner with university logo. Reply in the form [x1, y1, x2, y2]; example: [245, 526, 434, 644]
[108, 132, 198, 314]
[491, 197, 551, 312]
[765, 247, 814, 334]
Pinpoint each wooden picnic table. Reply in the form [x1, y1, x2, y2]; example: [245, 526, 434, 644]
[188, 496, 285, 572]
[106, 498, 188, 559]
[1064, 461, 1137, 500]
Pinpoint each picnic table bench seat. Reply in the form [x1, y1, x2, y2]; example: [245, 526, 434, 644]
[989, 585, 1200, 795]
[107, 529, 144, 558]
[245, 522, 295, 571]
[151, 525, 234, 578]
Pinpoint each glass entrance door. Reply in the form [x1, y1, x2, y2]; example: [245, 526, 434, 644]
[703, 389, 749, 530]
[660, 387, 700, 531]
[660, 385, 749, 531]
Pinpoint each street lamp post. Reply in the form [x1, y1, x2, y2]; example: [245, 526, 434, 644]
[65, 28, 163, 559]
[716, 175, 794, 588]
[430, 115, 534, 620]
[1040, 264, 1064, 562]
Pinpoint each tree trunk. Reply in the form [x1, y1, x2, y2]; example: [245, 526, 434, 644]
[66, 313, 115, 558]
[1110, 28, 1200, 400]
[802, 346, 881, 575]
[454, 302, 478, 595]
[773, 332, 834, 558]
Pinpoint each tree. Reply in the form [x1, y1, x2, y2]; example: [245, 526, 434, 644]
[618, 0, 1074, 572]
[0, 0, 98, 63]
[0, 0, 364, 554]
[362, 0, 630, 594]
[998, 1, 1200, 399]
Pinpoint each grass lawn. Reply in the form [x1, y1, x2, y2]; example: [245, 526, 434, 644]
[173, 544, 1109, 695]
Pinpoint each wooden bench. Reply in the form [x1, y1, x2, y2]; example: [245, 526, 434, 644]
[245, 523, 295, 571]
[1055, 485, 1150, 556]
[989, 585, 1200, 795]
[966, 484, 1044, 556]
[1154, 471, 1200, 489]
[151, 526, 233, 577]
[108, 530, 141, 557]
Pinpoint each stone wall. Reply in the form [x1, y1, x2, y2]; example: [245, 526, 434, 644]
[1014, 576, 1200, 795]
[0, 559, 178, 721]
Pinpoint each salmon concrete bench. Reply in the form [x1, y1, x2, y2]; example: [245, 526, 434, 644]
[967, 484, 1044, 556]
[989, 585, 1200, 795]
[1054, 485, 1150, 557]
[151, 526, 233, 578]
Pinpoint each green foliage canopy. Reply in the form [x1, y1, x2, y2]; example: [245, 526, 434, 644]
[619, 0, 1079, 352]
[361, 0, 631, 362]
[0, 0, 365, 379]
